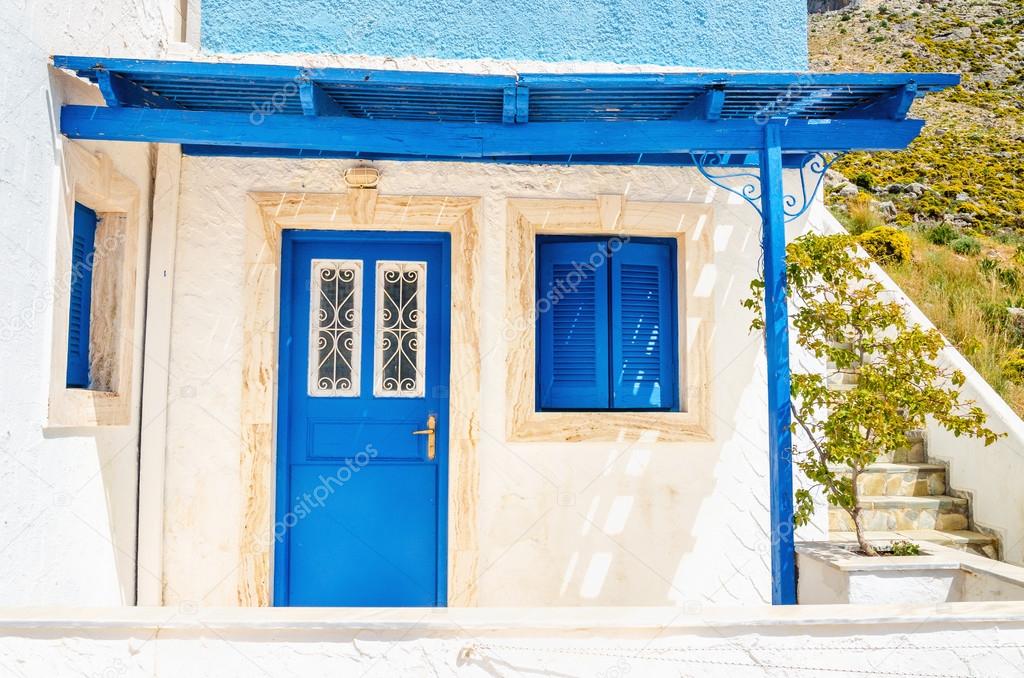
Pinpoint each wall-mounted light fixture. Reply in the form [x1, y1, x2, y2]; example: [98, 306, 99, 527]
[344, 166, 380, 189]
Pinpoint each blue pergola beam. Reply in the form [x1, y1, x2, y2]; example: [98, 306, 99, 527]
[52, 55, 959, 92]
[675, 88, 725, 120]
[53, 55, 519, 89]
[60, 105, 926, 157]
[178, 145, 805, 168]
[502, 86, 517, 124]
[298, 80, 347, 116]
[517, 71, 957, 91]
[515, 86, 530, 123]
[838, 82, 919, 120]
[95, 71, 181, 109]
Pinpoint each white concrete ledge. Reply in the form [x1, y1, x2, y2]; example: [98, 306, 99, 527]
[798, 540, 1024, 605]
[798, 541, 962, 572]
[6, 604, 1024, 677]
[4, 603, 1024, 632]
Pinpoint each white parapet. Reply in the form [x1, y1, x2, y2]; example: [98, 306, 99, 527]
[1, 603, 1024, 676]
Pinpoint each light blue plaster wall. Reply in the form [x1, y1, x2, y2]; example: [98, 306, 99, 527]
[200, 0, 808, 71]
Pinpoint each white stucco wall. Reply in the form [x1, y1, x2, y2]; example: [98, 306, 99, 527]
[2, 604, 1023, 676]
[0, 1, 178, 605]
[162, 156, 826, 606]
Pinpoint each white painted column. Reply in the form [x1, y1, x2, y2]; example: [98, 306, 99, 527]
[136, 143, 182, 606]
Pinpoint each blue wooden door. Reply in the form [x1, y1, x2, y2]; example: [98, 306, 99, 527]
[275, 230, 450, 607]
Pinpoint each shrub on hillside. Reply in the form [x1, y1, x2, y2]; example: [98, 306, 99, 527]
[926, 223, 958, 245]
[979, 258, 1024, 292]
[1001, 348, 1024, 385]
[951, 236, 982, 256]
[981, 301, 1009, 328]
[846, 194, 886, 235]
[979, 257, 999, 275]
[858, 226, 912, 264]
[999, 267, 1022, 290]
[853, 172, 875, 190]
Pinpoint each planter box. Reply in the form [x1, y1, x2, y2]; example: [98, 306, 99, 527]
[797, 541, 1024, 605]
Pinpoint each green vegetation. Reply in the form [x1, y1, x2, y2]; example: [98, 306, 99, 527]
[926, 223, 957, 246]
[858, 225, 913, 264]
[744, 234, 999, 556]
[1001, 348, 1024, 385]
[951, 235, 982, 255]
[885, 233, 1024, 414]
[810, 0, 1024, 418]
[888, 540, 922, 556]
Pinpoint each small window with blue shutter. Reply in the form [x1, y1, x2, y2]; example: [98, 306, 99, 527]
[66, 202, 98, 389]
[536, 236, 679, 411]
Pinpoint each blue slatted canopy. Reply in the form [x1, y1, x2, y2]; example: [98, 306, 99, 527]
[53, 56, 957, 167]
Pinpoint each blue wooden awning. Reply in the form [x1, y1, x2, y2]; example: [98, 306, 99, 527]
[53, 56, 957, 167]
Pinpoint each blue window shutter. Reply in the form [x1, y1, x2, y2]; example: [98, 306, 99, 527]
[537, 239, 610, 409]
[610, 240, 678, 410]
[66, 203, 97, 389]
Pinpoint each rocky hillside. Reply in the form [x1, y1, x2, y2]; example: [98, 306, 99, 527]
[811, 0, 1023, 230]
[809, 0, 1024, 414]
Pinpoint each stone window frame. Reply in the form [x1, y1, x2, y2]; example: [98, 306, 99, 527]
[48, 142, 141, 427]
[506, 196, 714, 442]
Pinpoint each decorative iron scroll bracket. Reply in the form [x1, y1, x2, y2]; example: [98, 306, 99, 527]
[695, 151, 845, 223]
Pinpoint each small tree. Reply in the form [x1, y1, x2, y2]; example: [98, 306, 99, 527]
[744, 233, 1000, 556]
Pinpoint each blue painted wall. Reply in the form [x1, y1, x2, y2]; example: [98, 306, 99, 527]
[200, 0, 808, 71]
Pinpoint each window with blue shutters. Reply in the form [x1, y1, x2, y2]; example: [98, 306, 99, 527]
[536, 236, 679, 411]
[66, 202, 97, 389]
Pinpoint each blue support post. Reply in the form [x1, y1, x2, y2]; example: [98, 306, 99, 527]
[760, 124, 797, 605]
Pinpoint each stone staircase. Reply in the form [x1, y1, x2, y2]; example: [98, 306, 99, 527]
[824, 363, 1000, 559]
[827, 429, 1000, 559]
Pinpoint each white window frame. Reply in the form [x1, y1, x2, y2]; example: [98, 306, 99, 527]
[373, 260, 427, 398]
[308, 259, 363, 397]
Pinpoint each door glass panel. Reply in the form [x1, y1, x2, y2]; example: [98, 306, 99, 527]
[308, 259, 362, 396]
[374, 261, 426, 397]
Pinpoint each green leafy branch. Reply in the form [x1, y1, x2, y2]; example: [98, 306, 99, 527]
[744, 234, 1001, 555]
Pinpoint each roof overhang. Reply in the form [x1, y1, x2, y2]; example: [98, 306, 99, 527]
[53, 56, 959, 167]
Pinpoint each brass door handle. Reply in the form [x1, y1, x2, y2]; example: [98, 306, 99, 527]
[412, 414, 436, 460]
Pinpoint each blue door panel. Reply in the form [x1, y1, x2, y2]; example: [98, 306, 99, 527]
[287, 464, 438, 607]
[306, 418, 424, 460]
[275, 230, 450, 607]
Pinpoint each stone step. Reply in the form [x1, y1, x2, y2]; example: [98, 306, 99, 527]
[829, 529, 1000, 560]
[828, 495, 969, 532]
[830, 462, 946, 497]
[877, 432, 928, 463]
